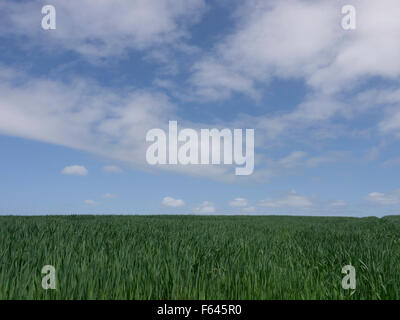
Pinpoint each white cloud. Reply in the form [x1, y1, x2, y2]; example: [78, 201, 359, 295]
[190, 0, 341, 99]
[194, 201, 216, 213]
[1, 0, 206, 60]
[191, 0, 400, 98]
[101, 193, 118, 200]
[259, 191, 313, 208]
[0, 65, 260, 183]
[366, 190, 400, 205]
[229, 197, 248, 207]
[84, 200, 97, 206]
[242, 206, 256, 213]
[0, 66, 174, 169]
[102, 165, 123, 174]
[308, 0, 400, 93]
[354, 88, 400, 138]
[1, 1, 398, 187]
[187, 0, 400, 148]
[0, 65, 260, 182]
[162, 196, 185, 207]
[61, 165, 88, 176]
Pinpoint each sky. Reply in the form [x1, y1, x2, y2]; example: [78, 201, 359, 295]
[1, 0, 400, 216]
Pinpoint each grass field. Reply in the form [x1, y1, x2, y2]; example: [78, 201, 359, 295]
[1, 215, 400, 300]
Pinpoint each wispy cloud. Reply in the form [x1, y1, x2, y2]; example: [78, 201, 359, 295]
[1, 0, 206, 60]
[61, 165, 88, 176]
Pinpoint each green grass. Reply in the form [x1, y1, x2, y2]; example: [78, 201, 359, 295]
[1, 215, 400, 299]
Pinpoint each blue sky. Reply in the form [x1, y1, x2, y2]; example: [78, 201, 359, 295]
[1, 0, 400, 216]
